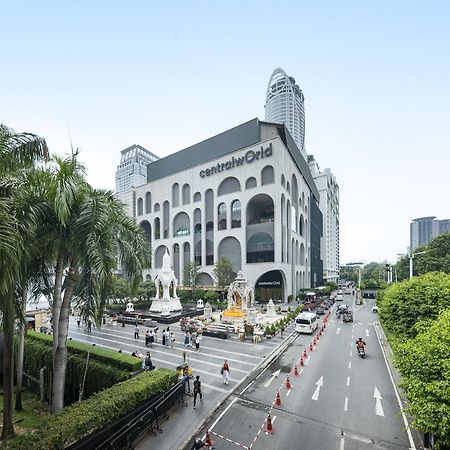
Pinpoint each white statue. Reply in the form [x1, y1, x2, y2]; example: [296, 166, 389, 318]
[196, 299, 204, 310]
[125, 302, 134, 312]
[226, 271, 254, 312]
[266, 298, 276, 317]
[149, 249, 182, 313]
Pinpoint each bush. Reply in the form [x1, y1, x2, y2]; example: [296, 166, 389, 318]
[287, 295, 293, 303]
[6, 369, 177, 450]
[204, 290, 218, 301]
[27, 330, 142, 372]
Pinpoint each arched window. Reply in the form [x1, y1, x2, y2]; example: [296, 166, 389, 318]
[217, 203, 227, 230]
[246, 232, 274, 263]
[154, 245, 168, 268]
[194, 209, 201, 265]
[172, 183, 180, 207]
[173, 243, 180, 281]
[300, 243, 305, 265]
[299, 215, 304, 237]
[261, 166, 274, 185]
[145, 192, 152, 214]
[218, 237, 241, 272]
[245, 177, 257, 189]
[286, 181, 291, 194]
[182, 184, 190, 205]
[231, 200, 241, 228]
[154, 218, 160, 240]
[154, 203, 160, 212]
[193, 192, 201, 202]
[173, 212, 190, 237]
[137, 198, 143, 216]
[218, 177, 241, 196]
[281, 174, 286, 187]
[163, 201, 169, 238]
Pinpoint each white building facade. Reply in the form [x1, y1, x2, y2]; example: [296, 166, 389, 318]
[308, 156, 340, 283]
[129, 119, 321, 302]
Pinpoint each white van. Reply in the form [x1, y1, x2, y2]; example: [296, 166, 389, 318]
[295, 312, 319, 334]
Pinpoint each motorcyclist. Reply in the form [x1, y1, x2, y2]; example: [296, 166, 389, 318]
[356, 338, 366, 352]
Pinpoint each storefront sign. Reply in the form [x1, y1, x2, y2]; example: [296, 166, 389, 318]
[256, 280, 281, 287]
[200, 143, 273, 178]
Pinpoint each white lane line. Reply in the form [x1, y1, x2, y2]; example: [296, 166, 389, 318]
[344, 397, 348, 411]
[340, 436, 345, 450]
[336, 327, 341, 335]
[351, 334, 354, 340]
[348, 362, 352, 369]
[286, 389, 291, 397]
[201, 382, 230, 394]
[373, 322, 417, 449]
[365, 329, 370, 337]
[374, 387, 385, 417]
[311, 376, 324, 401]
[263, 369, 281, 388]
[350, 350, 353, 357]
[347, 376, 350, 386]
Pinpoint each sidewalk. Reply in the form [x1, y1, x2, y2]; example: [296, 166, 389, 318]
[135, 323, 298, 450]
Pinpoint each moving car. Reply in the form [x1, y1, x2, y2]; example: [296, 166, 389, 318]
[295, 312, 319, 334]
[315, 306, 325, 315]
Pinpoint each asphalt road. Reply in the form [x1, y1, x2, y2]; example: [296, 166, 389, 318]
[193, 295, 420, 450]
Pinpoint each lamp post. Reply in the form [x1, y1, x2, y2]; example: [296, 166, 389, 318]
[398, 251, 427, 279]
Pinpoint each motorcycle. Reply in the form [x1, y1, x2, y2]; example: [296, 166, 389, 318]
[357, 346, 366, 358]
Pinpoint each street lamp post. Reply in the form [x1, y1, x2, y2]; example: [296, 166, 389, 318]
[398, 251, 427, 280]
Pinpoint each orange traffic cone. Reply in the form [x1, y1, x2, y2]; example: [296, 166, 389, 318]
[293, 364, 299, 376]
[310, 342, 313, 352]
[300, 355, 304, 367]
[265, 413, 274, 433]
[285, 375, 292, 389]
[313, 336, 317, 345]
[303, 349, 307, 358]
[316, 333, 319, 342]
[275, 390, 282, 407]
[205, 430, 215, 448]
[319, 327, 323, 336]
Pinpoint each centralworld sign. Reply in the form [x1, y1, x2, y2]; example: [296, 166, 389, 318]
[200, 143, 273, 178]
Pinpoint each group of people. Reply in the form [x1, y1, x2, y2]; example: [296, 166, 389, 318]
[132, 326, 176, 349]
[183, 330, 202, 351]
[131, 350, 155, 371]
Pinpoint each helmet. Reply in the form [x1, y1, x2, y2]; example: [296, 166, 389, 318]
[358, 337, 362, 340]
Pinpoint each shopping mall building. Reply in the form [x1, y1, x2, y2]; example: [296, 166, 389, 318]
[127, 118, 323, 302]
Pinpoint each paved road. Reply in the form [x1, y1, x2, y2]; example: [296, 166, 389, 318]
[67, 314, 293, 449]
[190, 295, 420, 450]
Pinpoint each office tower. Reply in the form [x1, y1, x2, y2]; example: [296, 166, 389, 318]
[115, 144, 159, 194]
[410, 216, 450, 251]
[265, 68, 306, 160]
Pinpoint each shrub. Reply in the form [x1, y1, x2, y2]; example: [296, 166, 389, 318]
[26, 330, 142, 372]
[6, 369, 177, 450]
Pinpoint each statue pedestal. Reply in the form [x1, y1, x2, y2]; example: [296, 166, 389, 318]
[149, 298, 182, 313]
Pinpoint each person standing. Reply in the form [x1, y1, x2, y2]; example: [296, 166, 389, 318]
[195, 335, 200, 352]
[192, 375, 203, 409]
[87, 319, 92, 333]
[154, 327, 159, 344]
[76, 316, 81, 327]
[170, 332, 175, 348]
[134, 325, 140, 340]
[184, 331, 190, 347]
[222, 359, 230, 385]
[162, 329, 166, 346]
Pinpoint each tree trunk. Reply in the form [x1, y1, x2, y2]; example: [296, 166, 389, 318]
[52, 253, 65, 361]
[15, 287, 27, 411]
[1, 290, 16, 439]
[51, 268, 75, 414]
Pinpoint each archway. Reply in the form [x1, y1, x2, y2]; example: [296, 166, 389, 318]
[254, 270, 285, 303]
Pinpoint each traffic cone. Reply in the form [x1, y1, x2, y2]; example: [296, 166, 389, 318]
[293, 364, 299, 376]
[285, 375, 292, 389]
[265, 413, 274, 433]
[316, 333, 319, 342]
[205, 430, 215, 448]
[310, 342, 313, 352]
[303, 349, 307, 359]
[300, 355, 304, 366]
[275, 390, 282, 406]
[313, 335, 317, 345]
[319, 327, 323, 336]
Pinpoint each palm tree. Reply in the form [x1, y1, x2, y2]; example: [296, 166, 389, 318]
[0, 124, 48, 439]
[33, 154, 151, 412]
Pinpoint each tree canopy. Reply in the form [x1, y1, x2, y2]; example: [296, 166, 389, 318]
[378, 272, 450, 339]
[213, 257, 234, 289]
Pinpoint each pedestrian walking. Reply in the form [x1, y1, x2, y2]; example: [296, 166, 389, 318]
[192, 375, 203, 409]
[183, 364, 191, 394]
[154, 327, 159, 344]
[87, 319, 92, 333]
[170, 332, 175, 348]
[165, 329, 170, 346]
[162, 329, 166, 346]
[195, 335, 200, 351]
[191, 331, 197, 348]
[221, 359, 230, 385]
[184, 331, 190, 347]
[76, 316, 81, 327]
[134, 325, 140, 340]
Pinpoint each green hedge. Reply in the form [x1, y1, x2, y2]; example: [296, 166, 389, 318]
[6, 368, 178, 450]
[23, 338, 130, 405]
[27, 330, 142, 372]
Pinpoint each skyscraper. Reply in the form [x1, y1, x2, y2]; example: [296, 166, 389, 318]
[115, 144, 159, 194]
[265, 68, 306, 160]
[410, 216, 450, 251]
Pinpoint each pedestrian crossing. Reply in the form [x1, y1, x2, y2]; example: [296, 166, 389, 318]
[68, 318, 294, 394]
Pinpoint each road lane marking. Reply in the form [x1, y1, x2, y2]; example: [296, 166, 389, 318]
[344, 397, 348, 411]
[348, 362, 352, 369]
[350, 350, 353, 357]
[373, 321, 417, 449]
[311, 376, 323, 401]
[365, 329, 370, 337]
[374, 386, 385, 417]
[286, 389, 291, 396]
[263, 369, 281, 388]
[340, 437, 345, 450]
[336, 327, 341, 335]
[351, 334, 354, 340]
[346, 376, 350, 386]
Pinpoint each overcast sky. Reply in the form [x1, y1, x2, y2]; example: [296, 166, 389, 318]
[2, 1, 449, 264]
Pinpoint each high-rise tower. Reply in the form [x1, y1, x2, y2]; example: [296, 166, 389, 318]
[265, 68, 306, 159]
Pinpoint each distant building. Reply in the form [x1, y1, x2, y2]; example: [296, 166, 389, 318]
[410, 216, 450, 251]
[308, 155, 340, 283]
[115, 144, 159, 194]
[265, 68, 306, 160]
